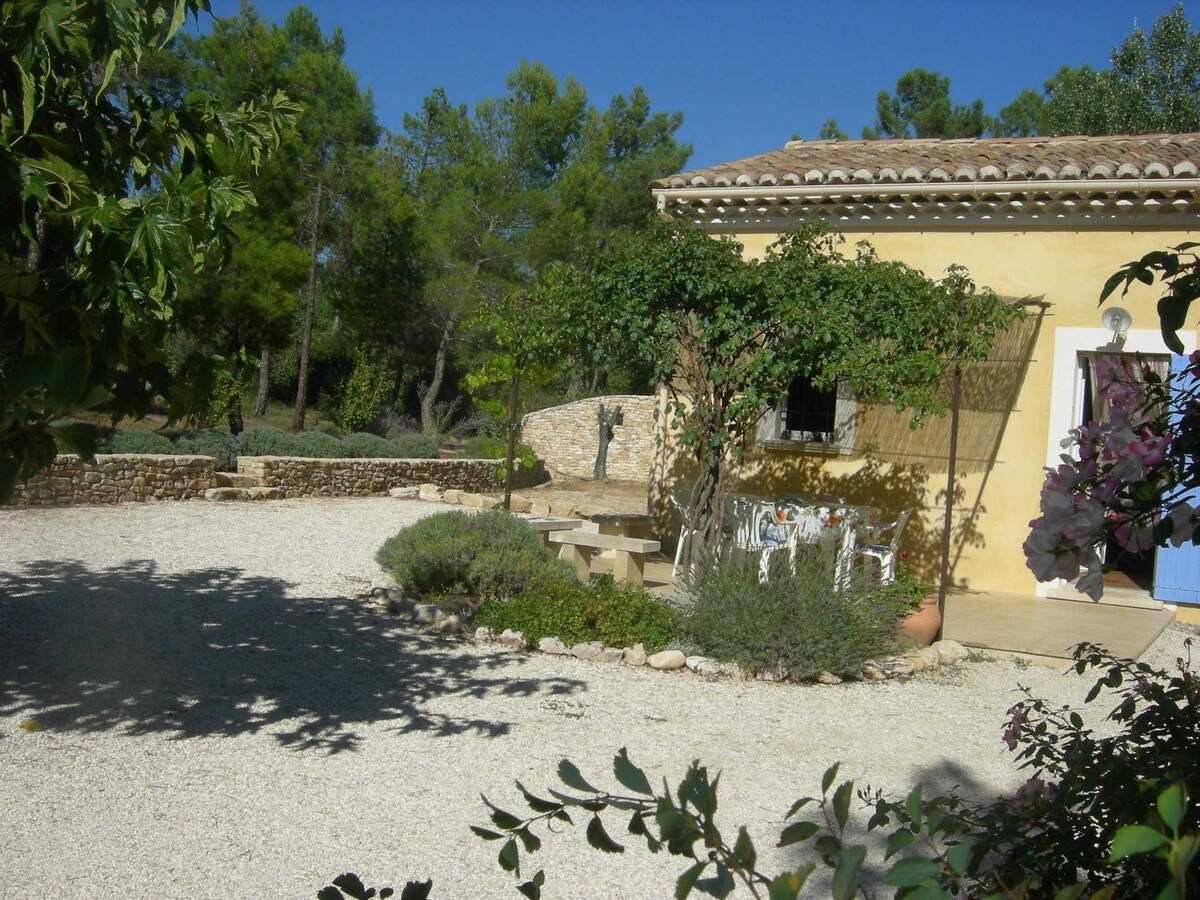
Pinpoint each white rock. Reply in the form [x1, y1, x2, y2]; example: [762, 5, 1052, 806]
[498, 629, 527, 650]
[686, 656, 722, 676]
[622, 644, 647, 666]
[441, 489, 462, 504]
[571, 641, 604, 661]
[437, 614, 462, 634]
[880, 657, 915, 678]
[538, 637, 570, 655]
[859, 661, 886, 681]
[474, 626, 494, 642]
[818, 672, 843, 685]
[388, 486, 419, 499]
[417, 484, 442, 502]
[594, 648, 624, 664]
[647, 650, 686, 671]
[932, 640, 969, 665]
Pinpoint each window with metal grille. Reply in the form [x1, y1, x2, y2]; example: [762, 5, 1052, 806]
[785, 375, 836, 442]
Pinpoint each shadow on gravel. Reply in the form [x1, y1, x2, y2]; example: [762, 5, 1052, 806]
[0, 560, 585, 752]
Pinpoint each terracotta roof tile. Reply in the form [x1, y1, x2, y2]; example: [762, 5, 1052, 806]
[651, 134, 1200, 190]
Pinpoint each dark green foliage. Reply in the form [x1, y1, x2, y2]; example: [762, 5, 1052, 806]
[1, 1, 296, 501]
[294, 429, 345, 458]
[237, 426, 301, 457]
[684, 548, 907, 679]
[173, 429, 239, 471]
[102, 430, 175, 456]
[874, 564, 932, 614]
[375, 510, 571, 600]
[461, 436, 534, 467]
[472, 575, 679, 652]
[341, 432, 396, 458]
[388, 433, 439, 459]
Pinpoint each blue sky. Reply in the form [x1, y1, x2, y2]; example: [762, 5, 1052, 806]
[206, 1, 1189, 171]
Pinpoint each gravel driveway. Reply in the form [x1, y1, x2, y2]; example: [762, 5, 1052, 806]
[0, 498, 1194, 899]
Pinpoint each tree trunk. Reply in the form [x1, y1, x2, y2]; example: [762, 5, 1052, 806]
[593, 403, 622, 480]
[420, 320, 453, 435]
[293, 175, 324, 431]
[503, 373, 519, 511]
[251, 348, 271, 418]
[23, 206, 45, 273]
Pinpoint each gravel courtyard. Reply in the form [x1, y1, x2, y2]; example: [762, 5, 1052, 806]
[1, 498, 1195, 898]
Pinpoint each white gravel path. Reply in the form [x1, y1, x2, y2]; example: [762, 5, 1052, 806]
[0, 498, 1195, 899]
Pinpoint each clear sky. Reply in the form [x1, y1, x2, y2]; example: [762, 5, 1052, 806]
[205, 0, 1190, 171]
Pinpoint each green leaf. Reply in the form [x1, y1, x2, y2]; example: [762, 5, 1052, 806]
[1109, 825, 1168, 860]
[613, 748, 652, 795]
[906, 784, 923, 829]
[886, 828, 916, 859]
[821, 763, 840, 795]
[1052, 885, 1086, 900]
[675, 860, 707, 899]
[48, 422, 100, 460]
[943, 838, 976, 875]
[586, 815, 625, 853]
[1156, 783, 1186, 833]
[831, 845, 867, 900]
[883, 856, 942, 887]
[832, 781, 853, 831]
[558, 759, 600, 794]
[498, 837, 520, 874]
[731, 826, 756, 872]
[515, 827, 541, 853]
[784, 797, 816, 818]
[15, 59, 35, 134]
[767, 866, 814, 900]
[778, 821, 820, 847]
[900, 887, 955, 900]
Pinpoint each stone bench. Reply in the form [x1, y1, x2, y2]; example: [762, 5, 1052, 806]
[548, 530, 661, 586]
[525, 517, 584, 545]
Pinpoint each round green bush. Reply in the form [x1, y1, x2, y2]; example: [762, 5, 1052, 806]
[174, 429, 239, 471]
[105, 430, 175, 455]
[294, 429, 345, 458]
[375, 509, 570, 600]
[684, 547, 908, 679]
[472, 574, 679, 652]
[342, 432, 399, 458]
[461, 435, 534, 466]
[237, 426, 301, 458]
[388, 433, 438, 459]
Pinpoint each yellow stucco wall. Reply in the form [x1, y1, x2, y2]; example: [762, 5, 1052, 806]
[705, 226, 1200, 596]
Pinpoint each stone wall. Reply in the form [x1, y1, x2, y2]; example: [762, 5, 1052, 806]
[11, 454, 216, 506]
[522, 394, 658, 481]
[236, 456, 546, 498]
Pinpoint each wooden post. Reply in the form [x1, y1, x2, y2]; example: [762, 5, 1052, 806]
[937, 358, 962, 635]
[503, 373, 519, 510]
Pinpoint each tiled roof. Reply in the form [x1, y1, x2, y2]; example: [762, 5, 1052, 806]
[651, 134, 1200, 190]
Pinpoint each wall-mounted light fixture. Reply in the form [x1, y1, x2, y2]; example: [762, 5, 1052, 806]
[1101, 306, 1132, 343]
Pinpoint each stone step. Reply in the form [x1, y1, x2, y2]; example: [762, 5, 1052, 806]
[204, 486, 283, 502]
[214, 472, 263, 488]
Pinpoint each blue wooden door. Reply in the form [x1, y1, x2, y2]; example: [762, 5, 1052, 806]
[1153, 353, 1199, 605]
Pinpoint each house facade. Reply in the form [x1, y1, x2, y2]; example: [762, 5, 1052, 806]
[650, 134, 1200, 608]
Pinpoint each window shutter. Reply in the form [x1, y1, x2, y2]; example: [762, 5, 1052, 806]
[833, 379, 857, 451]
[755, 401, 782, 444]
[1153, 353, 1199, 605]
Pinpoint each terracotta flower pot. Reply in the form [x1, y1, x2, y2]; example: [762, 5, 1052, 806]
[897, 595, 942, 647]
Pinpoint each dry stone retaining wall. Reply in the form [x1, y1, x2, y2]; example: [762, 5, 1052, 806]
[521, 394, 658, 480]
[11, 454, 215, 506]
[237, 456, 546, 498]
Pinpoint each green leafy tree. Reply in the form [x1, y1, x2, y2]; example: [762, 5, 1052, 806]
[0, 0, 296, 500]
[863, 68, 991, 139]
[1004, 4, 1200, 137]
[398, 63, 689, 430]
[532, 223, 1020, 569]
[817, 118, 848, 140]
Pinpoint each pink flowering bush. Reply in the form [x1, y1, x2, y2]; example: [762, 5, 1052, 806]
[1025, 351, 1200, 598]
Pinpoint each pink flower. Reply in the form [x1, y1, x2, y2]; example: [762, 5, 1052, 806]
[1129, 429, 1172, 467]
